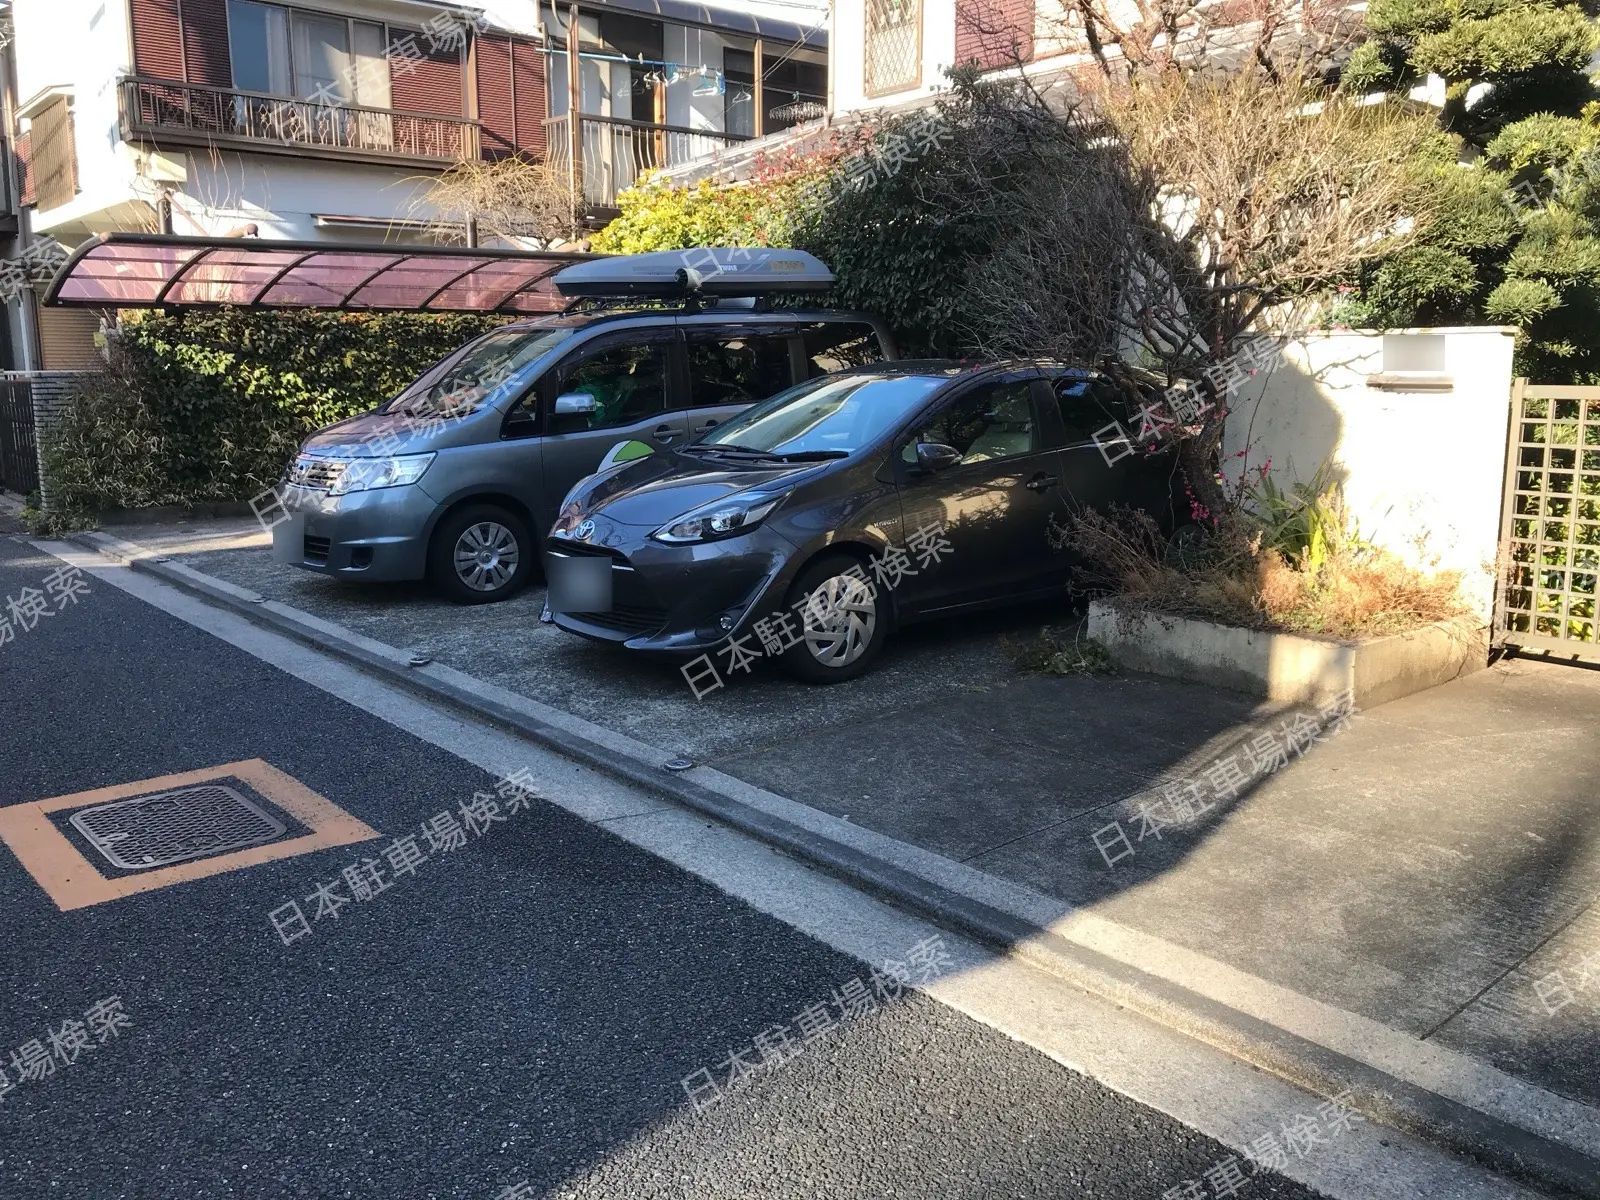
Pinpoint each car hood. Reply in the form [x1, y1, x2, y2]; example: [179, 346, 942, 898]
[302, 407, 485, 455]
[576, 452, 827, 527]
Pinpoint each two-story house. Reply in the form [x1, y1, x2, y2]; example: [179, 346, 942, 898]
[0, 0, 826, 371]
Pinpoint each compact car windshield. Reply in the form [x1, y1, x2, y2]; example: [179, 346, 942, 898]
[695, 374, 946, 457]
[385, 328, 575, 419]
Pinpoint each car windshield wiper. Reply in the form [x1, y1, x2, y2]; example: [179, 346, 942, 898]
[683, 442, 769, 456]
[689, 444, 849, 461]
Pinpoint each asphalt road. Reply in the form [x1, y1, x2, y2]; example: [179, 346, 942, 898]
[0, 534, 1334, 1200]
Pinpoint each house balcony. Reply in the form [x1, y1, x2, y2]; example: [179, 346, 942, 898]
[544, 113, 751, 214]
[118, 77, 480, 170]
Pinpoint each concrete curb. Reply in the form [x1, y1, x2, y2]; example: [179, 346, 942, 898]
[68, 529, 1600, 1200]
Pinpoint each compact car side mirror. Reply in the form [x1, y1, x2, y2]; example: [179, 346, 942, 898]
[554, 392, 598, 415]
[915, 442, 962, 473]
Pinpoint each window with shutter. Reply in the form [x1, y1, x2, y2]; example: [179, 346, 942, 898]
[475, 35, 547, 160]
[31, 99, 77, 213]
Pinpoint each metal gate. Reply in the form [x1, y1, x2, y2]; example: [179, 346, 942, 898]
[1496, 380, 1600, 661]
[0, 377, 38, 496]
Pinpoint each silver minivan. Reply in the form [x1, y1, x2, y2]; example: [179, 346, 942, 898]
[272, 306, 896, 602]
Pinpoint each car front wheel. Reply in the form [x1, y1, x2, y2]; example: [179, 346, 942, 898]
[428, 504, 533, 605]
[777, 553, 890, 684]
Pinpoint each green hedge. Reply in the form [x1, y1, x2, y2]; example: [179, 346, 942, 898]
[44, 309, 506, 514]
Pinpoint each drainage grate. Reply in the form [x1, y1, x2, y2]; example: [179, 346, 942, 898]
[69, 784, 288, 870]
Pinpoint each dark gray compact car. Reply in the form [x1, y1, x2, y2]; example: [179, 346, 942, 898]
[545, 360, 1180, 682]
[271, 307, 894, 603]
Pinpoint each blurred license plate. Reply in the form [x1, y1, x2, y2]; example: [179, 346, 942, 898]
[270, 514, 306, 563]
[547, 555, 612, 613]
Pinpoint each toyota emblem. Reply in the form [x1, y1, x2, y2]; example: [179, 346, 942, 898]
[575, 519, 596, 541]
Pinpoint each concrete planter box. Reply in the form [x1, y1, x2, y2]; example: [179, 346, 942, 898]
[1086, 601, 1489, 708]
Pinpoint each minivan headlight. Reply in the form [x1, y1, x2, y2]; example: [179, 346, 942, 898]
[328, 453, 436, 496]
[652, 494, 784, 544]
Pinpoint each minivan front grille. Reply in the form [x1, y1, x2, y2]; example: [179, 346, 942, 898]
[288, 456, 348, 491]
[303, 535, 331, 563]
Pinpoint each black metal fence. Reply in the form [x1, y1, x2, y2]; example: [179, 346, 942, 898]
[0, 377, 38, 495]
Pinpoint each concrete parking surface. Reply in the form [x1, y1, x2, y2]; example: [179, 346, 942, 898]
[0, 531, 1380, 1200]
[52, 515, 1600, 1189]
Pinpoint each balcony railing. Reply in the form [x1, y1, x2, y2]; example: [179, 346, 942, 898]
[544, 113, 751, 210]
[119, 77, 479, 167]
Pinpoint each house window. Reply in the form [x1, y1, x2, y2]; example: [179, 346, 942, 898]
[865, 0, 921, 96]
[228, 1, 292, 94]
[226, 0, 391, 106]
[724, 48, 755, 138]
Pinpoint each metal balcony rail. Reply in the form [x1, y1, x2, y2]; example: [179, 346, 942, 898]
[544, 113, 750, 208]
[119, 77, 479, 165]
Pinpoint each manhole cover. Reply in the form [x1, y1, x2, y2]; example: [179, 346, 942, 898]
[68, 784, 288, 870]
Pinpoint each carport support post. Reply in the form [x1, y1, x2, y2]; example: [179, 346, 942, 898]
[753, 39, 764, 138]
[567, 5, 582, 228]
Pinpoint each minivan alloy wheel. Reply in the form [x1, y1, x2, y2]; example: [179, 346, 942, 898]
[453, 521, 521, 592]
[799, 573, 877, 667]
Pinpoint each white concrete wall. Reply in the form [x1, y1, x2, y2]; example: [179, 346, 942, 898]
[1222, 327, 1518, 623]
[14, 0, 135, 212]
[831, 0, 956, 113]
[173, 153, 445, 239]
[829, 0, 1099, 117]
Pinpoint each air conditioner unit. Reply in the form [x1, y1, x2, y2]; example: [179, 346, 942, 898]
[553, 248, 836, 299]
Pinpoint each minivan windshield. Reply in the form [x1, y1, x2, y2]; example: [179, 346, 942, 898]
[384, 326, 576, 419]
[692, 373, 947, 459]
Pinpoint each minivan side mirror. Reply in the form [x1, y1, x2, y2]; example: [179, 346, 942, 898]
[915, 442, 962, 473]
[554, 391, 598, 416]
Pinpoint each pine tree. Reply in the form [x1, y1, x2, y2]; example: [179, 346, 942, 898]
[1339, 1, 1600, 380]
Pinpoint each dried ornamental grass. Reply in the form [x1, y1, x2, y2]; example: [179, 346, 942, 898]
[1054, 503, 1467, 642]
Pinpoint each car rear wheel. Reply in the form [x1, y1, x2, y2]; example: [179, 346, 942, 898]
[428, 504, 533, 605]
[777, 553, 890, 684]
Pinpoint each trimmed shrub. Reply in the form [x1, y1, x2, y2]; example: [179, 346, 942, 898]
[43, 309, 506, 514]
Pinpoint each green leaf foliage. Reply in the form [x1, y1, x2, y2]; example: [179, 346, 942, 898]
[1344, 0, 1600, 380]
[590, 107, 1003, 356]
[1485, 275, 1562, 322]
[1412, 6, 1598, 79]
[42, 309, 506, 514]
[1364, 245, 1482, 323]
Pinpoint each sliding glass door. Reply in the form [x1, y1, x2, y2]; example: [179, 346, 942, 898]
[225, 1, 396, 149]
[292, 13, 351, 101]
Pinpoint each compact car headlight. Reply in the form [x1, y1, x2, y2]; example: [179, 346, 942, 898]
[327, 453, 436, 496]
[652, 494, 785, 544]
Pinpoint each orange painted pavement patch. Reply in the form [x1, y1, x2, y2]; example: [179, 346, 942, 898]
[0, 759, 380, 911]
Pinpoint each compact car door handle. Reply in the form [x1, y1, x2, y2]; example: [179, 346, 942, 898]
[653, 423, 677, 443]
[1025, 472, 1059, 492]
